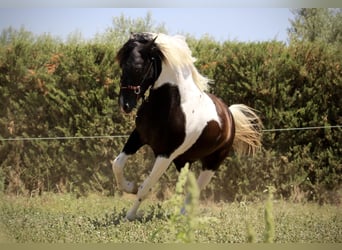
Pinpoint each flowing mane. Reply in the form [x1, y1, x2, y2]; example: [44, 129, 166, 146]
[153, 33, 210, 92]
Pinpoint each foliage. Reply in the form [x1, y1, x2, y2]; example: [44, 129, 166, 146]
[0, 27, 127, 195]
[288, 8, 342, 45]
[0, 12, 341, 204]
[0, 193, 341, 243]
[163, 164, 200, 243]
[95, 12, 167, 46]
[263, 187, 275, 243]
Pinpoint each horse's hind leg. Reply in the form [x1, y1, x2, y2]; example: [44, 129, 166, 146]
[182, 147, 230, 213]
[181, 169, 215, 214]
[174, 160, 215, 190]
[199, 147, 231, 189]
[112, 129, 144, 194]
[197, 170, 215, 190]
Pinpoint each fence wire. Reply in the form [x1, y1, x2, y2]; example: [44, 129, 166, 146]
[0, 125, 340, 142]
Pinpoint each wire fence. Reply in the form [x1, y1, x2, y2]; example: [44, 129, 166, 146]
[0, 125, 340, 142]
[261, 125, 341, 132]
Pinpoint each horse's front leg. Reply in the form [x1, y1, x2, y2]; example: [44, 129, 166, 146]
[112, 129, 144, 194]
[126, 156, 172, 221]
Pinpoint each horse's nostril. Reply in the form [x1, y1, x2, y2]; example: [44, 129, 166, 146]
[122, 102, 133, 114]
[124, 102, 131, 112]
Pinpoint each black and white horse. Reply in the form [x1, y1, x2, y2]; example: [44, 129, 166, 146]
[112, 32, 262, 220]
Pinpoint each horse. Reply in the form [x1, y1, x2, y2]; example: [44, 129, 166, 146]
[112, 32, 262, 220]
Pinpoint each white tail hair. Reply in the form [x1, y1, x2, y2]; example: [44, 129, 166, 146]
[229, 104, 263, 156]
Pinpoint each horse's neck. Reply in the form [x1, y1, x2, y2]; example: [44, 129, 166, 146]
[153, 63, 202, 101]
[153, 63, 178, 89]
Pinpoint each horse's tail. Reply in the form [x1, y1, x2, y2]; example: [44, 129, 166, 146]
[229, 104, 263, 156]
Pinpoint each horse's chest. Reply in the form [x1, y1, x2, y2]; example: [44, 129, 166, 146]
[135, 84, 186, 155]
[136, 84, 182, 127]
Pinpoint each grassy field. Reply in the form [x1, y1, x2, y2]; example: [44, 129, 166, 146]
[0, 191, 341, 243]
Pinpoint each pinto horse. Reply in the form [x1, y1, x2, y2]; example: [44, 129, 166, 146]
[112, 32, 262, 220]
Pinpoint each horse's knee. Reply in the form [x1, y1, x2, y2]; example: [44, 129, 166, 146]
[112, 153, 137, 192]
[125, 181, 138, 194]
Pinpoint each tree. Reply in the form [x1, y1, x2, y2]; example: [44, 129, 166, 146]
[95, 12, 167, 46]
[288, 8, 342, 45]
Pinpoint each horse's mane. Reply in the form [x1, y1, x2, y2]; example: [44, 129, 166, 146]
[153, 33, 210, 92]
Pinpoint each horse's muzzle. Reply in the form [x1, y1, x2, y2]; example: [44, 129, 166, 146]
[119, 94, 136, 113]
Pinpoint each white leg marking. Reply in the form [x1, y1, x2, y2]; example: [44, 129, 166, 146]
[197, 170, 215, 190]
[181, 170, 215, 214]
[126, 156, 172, 220]
[112, 152, 138, 194]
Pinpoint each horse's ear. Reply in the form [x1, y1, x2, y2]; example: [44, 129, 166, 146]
[147, 36, 158, 47]
[152, 35, 158, 43]
[141, 36, 158, 53]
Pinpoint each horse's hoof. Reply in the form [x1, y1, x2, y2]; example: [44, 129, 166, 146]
[125, 213, 136, 221]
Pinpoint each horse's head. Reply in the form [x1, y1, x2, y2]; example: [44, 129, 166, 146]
[116, 33, 163, 113]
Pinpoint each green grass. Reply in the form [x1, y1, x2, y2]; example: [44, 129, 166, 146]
[0, 192, 341, 243]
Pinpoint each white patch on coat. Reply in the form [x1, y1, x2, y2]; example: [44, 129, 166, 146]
[154, 63, 221, 160]
[112, 152, 138, 193]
